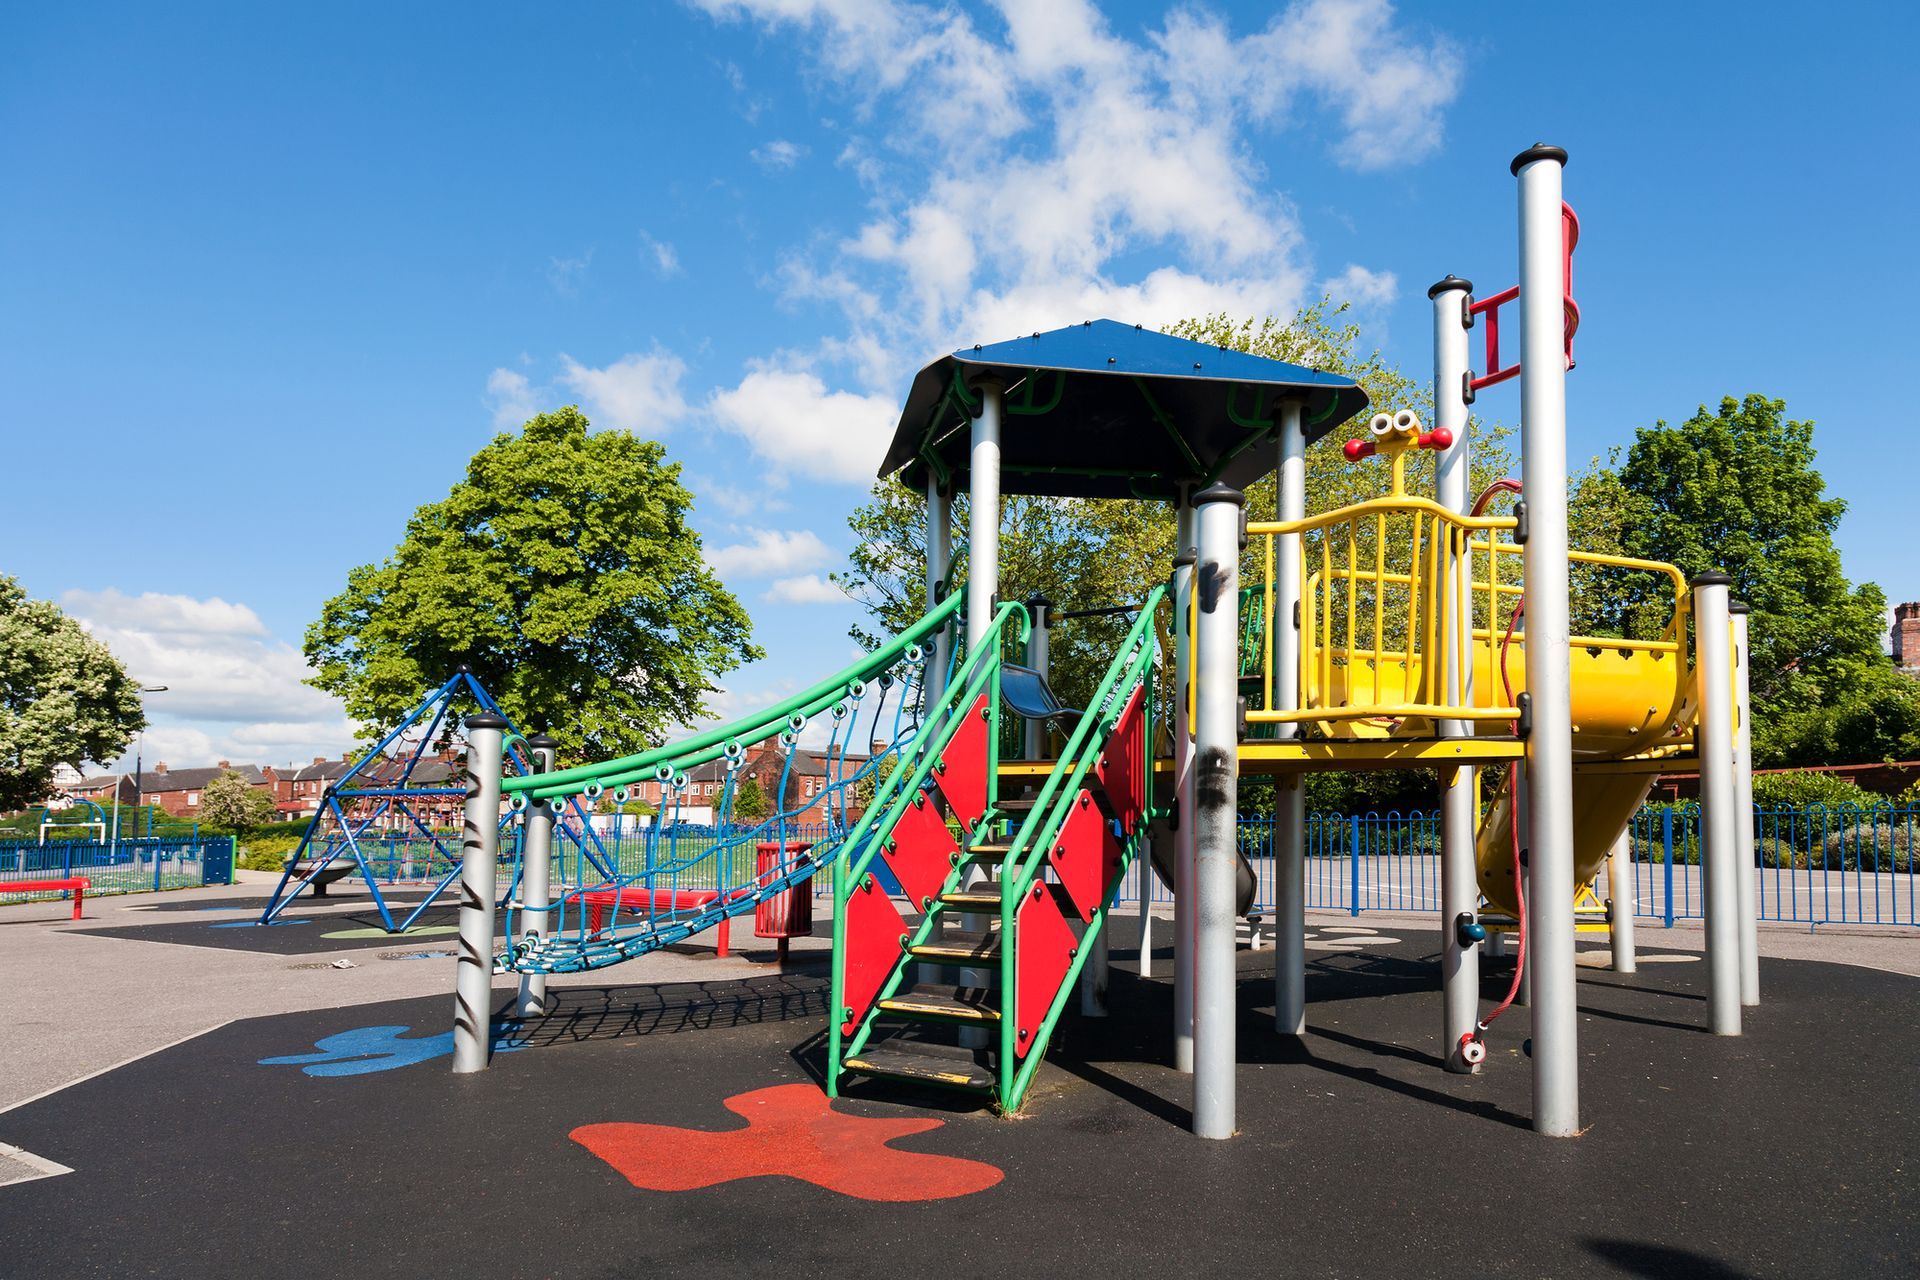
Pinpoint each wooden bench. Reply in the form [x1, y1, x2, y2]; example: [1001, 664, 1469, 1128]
[2, 877, 92, 920]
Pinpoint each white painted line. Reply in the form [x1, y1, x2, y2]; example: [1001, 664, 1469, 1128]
[0, 1142, 73, 1187]
[0, 1021, 233, 1118]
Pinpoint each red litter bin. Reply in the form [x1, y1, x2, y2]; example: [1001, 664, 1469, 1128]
[755, 841, 815, 964]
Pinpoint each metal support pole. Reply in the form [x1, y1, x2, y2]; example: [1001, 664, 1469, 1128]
[1136, 854, 1153, 980]
[1607, 826, 1636, 973]
[515, 734, 558, 1020]
[1171, 499, 1197, 1072]
[452, 713, 508, 1073]
[1272, 402, 1307, 1037]
[925, 474, 952, 709]
[960, 380, 1003, 1048]
[1730, 601, 1760, 1007]
[1431, 272, 1480, 1072]
[1515, 143, 1579, 1135]
[1024, 595, 1052, 761]
[1192, 483, 1243, 1140]
[1694, 574, 1741, 1036]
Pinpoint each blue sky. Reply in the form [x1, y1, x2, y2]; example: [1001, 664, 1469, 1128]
[3, 1, 1914, 772]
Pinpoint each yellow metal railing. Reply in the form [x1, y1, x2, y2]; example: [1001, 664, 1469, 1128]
[1195, 496, 1694, 740]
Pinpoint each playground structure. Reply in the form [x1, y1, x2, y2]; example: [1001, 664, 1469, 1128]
[257, 670, 621, 934]
[451, 143, 1761, 1141]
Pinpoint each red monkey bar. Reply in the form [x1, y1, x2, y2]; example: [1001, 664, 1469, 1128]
[1466, 202, 1580, 395]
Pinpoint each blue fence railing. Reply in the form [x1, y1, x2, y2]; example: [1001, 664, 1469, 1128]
[1104, 804, 1919, 930]
[0, 837, 235, 902]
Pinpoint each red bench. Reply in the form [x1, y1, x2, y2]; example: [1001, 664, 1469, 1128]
[3, 877, 91, 920]
[579, 886, 751, 957]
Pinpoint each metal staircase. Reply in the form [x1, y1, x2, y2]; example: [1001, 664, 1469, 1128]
[830, 588, 1164, 1112]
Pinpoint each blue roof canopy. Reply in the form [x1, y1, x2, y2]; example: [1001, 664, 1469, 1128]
[881, 319, 1369, 500]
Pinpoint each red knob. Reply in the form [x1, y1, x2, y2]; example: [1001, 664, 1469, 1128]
[1421, 428, 1455, 451]
[1343, 439, 1374, 461]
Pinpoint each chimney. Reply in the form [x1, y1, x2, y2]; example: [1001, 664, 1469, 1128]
[313, 756, 328, 766]
[154, 761, 168, 774]
[217, 759, 230, 769]
[871, 739, 887, 756]
[1895, 603, 1920, 670]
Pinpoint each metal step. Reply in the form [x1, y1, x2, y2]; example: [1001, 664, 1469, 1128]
[937, 888, 1002, 910]
[910, 932, 1001, 964]
[841, 1044, 993, 1092]
[964, 842, 1013, 862]
[876, 987, 1000, 1025]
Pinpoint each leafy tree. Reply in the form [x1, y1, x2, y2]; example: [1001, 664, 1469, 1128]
[197, 769, 276, 832]
[832, 301, 1518, 726]
[305, 407, 761, 763]
[731, 776, 770, 821]
[1609, 395, 1888, 763]
[0, 575, 145, 811]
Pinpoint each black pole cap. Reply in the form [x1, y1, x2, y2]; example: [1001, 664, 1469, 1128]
[1427, 274, 1473, 299]
[1193, 482, 1245, 507]
[1511, 142, 1569, 175]
[454, 663, 472, 674]
[1172, 552, 1197, 568]
[465, 712, 510, 731]
[1024, 592, 1054, 610]
[525, 733, 560, 748]
[1728, 599, 1751, 616]
[1689, 571, 1734, 589]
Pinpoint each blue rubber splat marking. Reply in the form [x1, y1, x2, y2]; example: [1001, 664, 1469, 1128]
[259, 1023, 530, 1077]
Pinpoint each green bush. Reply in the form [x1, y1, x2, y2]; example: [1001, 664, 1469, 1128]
[1749, 771, 1875, 810]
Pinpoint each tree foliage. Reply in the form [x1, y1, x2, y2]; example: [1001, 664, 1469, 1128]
[305, 407, 761, 763]
[832, 301, 1517, 725]
[197, 769, 276, 832]
[731, 776, 770, 821]
[0, 575, 145, 811]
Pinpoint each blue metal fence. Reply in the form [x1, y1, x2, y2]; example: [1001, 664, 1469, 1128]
[1106, 804, 1920, 929]
[0, 837, 235, 903]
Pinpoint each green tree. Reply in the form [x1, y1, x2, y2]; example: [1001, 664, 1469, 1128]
[732, 776, 770, 821]
[0, 575, 145, 811]
[305, 407, 761, 762]
[197, 769, 276, 832]
[833, 301, 1518, 722]
[1612, 395, 1888, 762]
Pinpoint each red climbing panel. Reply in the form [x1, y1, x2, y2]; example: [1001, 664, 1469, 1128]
[1096, 684, 1146, 833]
[933, 694, 990, 833]
[1046, 789, 1122, 925]
[1012, 880, 1078, 1059]
[841, 874, 910, 1035]
[882, 793, 961, 911]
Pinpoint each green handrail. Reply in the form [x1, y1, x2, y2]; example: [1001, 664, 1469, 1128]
[996, 585, 1166, 1109]
[505, 591, 966, 801]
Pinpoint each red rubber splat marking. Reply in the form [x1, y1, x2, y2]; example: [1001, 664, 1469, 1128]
[881, 793, 960, 910]
[573, 1084, 1004, 1202]
[1013, 879, 1077, 1059]
[934, 694, 990, 833]
[1046, 789, 1121, 925]
[839, 876, 909, 1033]
[1096, 684, 1146, 833]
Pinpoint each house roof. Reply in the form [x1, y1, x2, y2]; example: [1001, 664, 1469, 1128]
[137, 765, 270, 793]
[881, 319, 1369, 500]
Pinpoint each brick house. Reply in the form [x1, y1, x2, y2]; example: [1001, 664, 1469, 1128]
[619, 740, 878, 821]
[1893, 602, 1920, 673]
[274, 750, 466, 831]
[125, 761, 279, 818]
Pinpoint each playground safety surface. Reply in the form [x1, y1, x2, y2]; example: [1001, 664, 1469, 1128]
[2, 922, 1911, 1279]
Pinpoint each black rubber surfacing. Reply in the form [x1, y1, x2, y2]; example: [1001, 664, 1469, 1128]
[0, 936, 1911, 1280]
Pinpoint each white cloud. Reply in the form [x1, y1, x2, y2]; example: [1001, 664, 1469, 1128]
[61, 588, 355, 769]
[691, 0, 1453, 453]
[485, 367, 539, 429]
[765, 574, 851, 605]
[638, 230, 682, 277]
[704, 527, 833, 578]
[707, 367, 897, 484]
[750, 139, 807, 170]
[695, 477, 788, 518]
[546, 248, 593, 295]
[557, 347, 691, 435]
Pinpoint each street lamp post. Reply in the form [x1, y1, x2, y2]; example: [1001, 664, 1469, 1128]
[116, 685, 169, 858]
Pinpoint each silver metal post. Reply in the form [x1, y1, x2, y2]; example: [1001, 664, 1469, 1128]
[1431, 273, 1480, 1072]
[925, 473, 952, 709]
[1607, 826, 1636, 973]
[1171, 500, 1197, 1072]
[1273, 401, 1307, 1037]
[1136, 850, 1153, 980]
[1730, 601, 1759, 1007]
[1192, 483, 1243, 1140]
[1515, 143, 1579, 1135]
[515, 734, 558, 1020]
[960, 379, 1003, 1047]
[1024, 595, 1052, 761]
[453, 713, 508, 1073]
[1694, 574, 1741, 1035]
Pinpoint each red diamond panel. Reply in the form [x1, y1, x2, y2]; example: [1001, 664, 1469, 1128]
[933, 694, 989, 833]
[882, 795, 960, 910]
[1046, 789, 1121, 924]
[1013, 881, 1077, 1060]
[841, 876, 909, 1034]
[1096, 684, 1146, 833]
